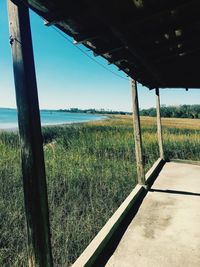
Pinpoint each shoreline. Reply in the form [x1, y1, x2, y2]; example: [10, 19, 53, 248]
[0, 115, 109, 133]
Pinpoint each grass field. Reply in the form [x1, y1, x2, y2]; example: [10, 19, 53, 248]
[1, 115, 200, 266]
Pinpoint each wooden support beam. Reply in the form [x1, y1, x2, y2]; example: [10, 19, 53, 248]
[84, 0, 162, 86]
[131, 79, 145, 185]
[73, 35, 99, 45]
[107, 58, 128, 65]
[44, 19, 60, 26]
[7, 1, 53, 266]
[155, 88, 165, 160]
[94, 45, 125, 56]
[154, 46, 200, 64]
[131, 0, 199, 35]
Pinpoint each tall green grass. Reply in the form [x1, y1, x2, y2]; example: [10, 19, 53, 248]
[1, 116, 200, 266]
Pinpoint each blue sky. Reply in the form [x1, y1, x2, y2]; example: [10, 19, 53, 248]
[1, 1, 200, 111]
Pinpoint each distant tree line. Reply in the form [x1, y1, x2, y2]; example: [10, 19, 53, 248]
[140, 105, 200, 119]
[58, 108, 131, 115]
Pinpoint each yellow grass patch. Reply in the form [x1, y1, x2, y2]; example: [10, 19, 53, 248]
[88, 115, 200, 130]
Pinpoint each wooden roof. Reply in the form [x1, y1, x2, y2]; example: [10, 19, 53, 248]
[27, 0, 200, 89]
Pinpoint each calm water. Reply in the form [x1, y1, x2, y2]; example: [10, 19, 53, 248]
[0, 108, 105, 129]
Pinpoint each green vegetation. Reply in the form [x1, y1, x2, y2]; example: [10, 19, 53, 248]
[57, 107, 131, 115]
[1, 116, 200, 266]
[140, 104, 200, 119]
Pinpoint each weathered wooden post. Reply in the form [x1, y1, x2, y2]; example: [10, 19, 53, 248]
[7, 1, 53, 266]
[155, 88, 165, 160]
[131, 79, 145, 185]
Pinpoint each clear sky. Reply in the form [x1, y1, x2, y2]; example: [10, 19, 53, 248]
[1, 1, 200, 112]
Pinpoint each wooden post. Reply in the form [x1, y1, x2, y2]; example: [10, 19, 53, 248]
[131, 79, 145, 185]
[7, 1, 53, 266]
[155, 88, 165, 160]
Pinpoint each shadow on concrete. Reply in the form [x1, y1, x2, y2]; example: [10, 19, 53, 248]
[92, 188, 147, 267]
[149, 188, 200, 197]
[92, 160, 166, 267]
[146, 159, 166, 189]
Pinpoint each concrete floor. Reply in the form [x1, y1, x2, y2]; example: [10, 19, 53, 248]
[106, 162, 200, 267]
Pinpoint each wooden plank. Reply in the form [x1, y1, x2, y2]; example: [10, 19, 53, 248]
[7, 1, 53, 266]
[131, 79, 145, 185]
[155, 88, 165, 160]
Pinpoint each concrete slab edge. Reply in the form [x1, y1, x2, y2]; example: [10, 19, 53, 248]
[170, 158, 200, 166]
[71, 158, 164, 267]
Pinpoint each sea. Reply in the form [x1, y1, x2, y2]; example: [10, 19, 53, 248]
[0, 108, 105, 129]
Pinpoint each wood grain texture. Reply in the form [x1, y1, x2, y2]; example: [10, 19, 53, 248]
[156, 88, 165, 160]
[7, 1, 53, 266]
[131, 79, 145, 185]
